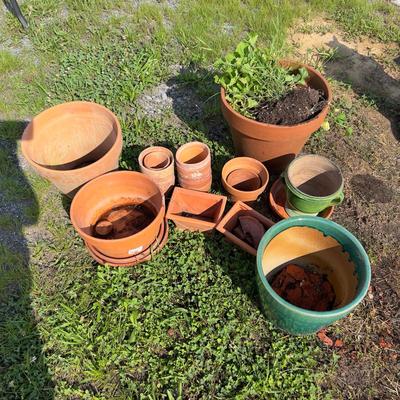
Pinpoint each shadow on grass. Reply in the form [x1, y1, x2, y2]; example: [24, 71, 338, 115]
[0, 121, 54, 399]
[326, 37, 400, 140]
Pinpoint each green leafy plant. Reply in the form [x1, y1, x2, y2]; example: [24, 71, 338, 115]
[214, 34, 308, 118]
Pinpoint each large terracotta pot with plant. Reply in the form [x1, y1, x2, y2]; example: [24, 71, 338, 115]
[216, 35, 332, 173]
[70, 171, 165, 259]
[21, 101, 123, 197]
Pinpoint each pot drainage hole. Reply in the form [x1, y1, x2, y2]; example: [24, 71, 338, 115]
[269, 264, 335, 311]
[93, 204, 155, 239]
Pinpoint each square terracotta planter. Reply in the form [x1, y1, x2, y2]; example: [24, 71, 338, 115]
[216, 201, 274, 256]
[166, 187, 227, 232]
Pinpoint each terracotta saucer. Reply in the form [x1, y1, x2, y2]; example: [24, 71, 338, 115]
[85, 220, 169, 267]
[269, 178, 334, 220]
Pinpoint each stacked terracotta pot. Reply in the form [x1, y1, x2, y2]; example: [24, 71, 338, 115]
[70, 171, 168, 267]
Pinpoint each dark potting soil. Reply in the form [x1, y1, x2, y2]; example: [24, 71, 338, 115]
[93, 204, 155, 240]
[254, 86, 327, 125]
[269, 264, 335, 311]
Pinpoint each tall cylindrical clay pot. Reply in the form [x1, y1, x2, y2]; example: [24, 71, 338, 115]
[220, 62, 332, 173]
[175, 142, 212, 192]
[138, 146, 175, 195]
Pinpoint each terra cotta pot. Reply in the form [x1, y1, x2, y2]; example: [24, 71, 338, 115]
[85, 219, 168, 267]
[70, 171, 165, 259]
[21, 101, 122, 197]
[138, 146, 175, 195]
[216, 201, 274, 256]
[220, 61, 332, 173]
[166, 187, 226, 232]
[222, 157, 269, 203]
[175, 141, 212, 192]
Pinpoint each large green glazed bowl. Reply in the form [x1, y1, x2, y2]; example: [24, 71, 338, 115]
[256, 216, 371, 335]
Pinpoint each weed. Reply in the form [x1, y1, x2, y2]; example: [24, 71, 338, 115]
[214, 34, 308, 117]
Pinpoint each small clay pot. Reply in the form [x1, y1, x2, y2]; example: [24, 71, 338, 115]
[222, 157, 269, 203]
[21, 101, 122, 197]
[166, 187, 227, 232]
[138, 146, 175, 195]
[70, 171, 165, 259]
[175, 142, 212, 192]
[216, 201, 274, 256]
[220, 61, 332, 173]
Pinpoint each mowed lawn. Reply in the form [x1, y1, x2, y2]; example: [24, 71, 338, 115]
[0, 1, 399, 399]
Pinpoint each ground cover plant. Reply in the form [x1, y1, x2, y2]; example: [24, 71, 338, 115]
[0, 1, 399, 399]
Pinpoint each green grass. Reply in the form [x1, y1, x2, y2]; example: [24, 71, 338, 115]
[329, 0, 400, 43]
[0, 50, 21, 73]
[28, 229, 323, 399]
[48, 41, 166, 112]
[0, 0, 399, 398]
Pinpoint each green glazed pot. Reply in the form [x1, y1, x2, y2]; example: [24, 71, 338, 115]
[283, 154, 344, 214]
[256, 216, 371, 335]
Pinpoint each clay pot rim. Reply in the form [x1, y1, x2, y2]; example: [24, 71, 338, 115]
[21, 101, 123, 175]
[220, 60, 332, 130]
[269, 177, 334, 219]
[285, 154, 344, 200]
[86, 220, 168, 266]
[222, 157, 269, 196]
[175, 141, 210, 168]
[166, 187, 227, 228]
[70, 170, 165, 245]
[138, 146, 174, 172]
[256, 216, 371, 317]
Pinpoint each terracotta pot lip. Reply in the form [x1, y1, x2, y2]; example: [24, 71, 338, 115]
[175, 141, 210, 168]
[256, 216, 371, 317]
[21, 101, 122, 175]
[285, 154, 344, 200]
[222, 157, 269, 195]
[70, 170, 165, 245]
[86, 220, 169, 266]
[220, 61, 332, 130]
[138, 146, 174, 171]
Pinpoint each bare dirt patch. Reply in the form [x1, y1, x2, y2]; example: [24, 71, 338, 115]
[291, 18, 400, 400]
[291, 18, 400, 109]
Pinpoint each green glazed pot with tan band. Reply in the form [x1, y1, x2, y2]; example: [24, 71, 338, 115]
[256, 216, 371, 335]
